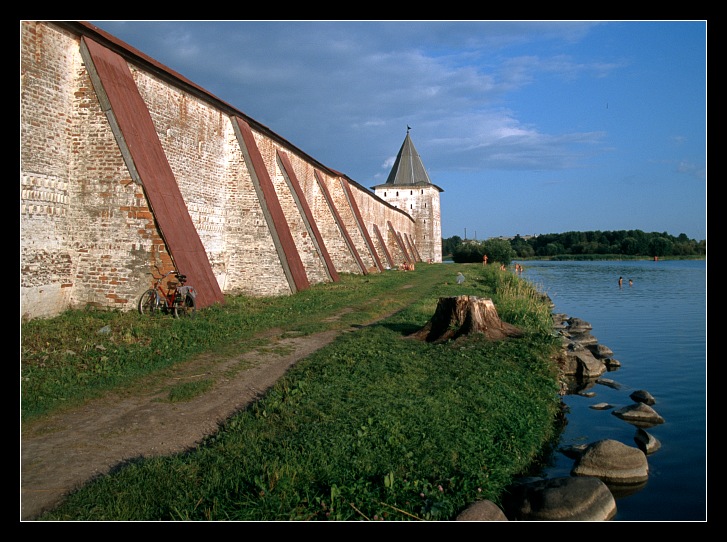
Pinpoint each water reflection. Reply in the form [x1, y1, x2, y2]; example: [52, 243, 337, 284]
[604, 480, 648, 499]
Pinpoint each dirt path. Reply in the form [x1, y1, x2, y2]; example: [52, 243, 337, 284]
[20, 327, 345, 521]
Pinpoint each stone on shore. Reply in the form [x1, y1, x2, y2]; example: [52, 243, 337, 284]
[567, 331, 599, 346]
[456, 500, 509, 521]
[566, 317, 592, 331]
[557, 344, 606, 378]
[588, 343, 614, 359]
[501, 476, 616, 521]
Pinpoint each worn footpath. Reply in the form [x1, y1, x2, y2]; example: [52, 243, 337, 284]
[21, 327, 344, 521]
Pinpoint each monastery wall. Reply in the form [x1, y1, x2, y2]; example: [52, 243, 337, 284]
[20, 21, 423, 320]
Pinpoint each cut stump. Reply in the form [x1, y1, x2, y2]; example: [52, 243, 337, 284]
[409, 295, 523, 343]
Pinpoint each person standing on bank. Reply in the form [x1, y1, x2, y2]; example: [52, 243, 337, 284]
[482, 254, 488, 266]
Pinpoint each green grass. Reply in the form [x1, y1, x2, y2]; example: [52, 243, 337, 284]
[165, 379, 214, 403]
[23, 263, 564, 521]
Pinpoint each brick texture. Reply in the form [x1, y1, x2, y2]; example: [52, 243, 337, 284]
[20, 22, 442, 320]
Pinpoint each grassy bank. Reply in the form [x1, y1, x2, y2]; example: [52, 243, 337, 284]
[23, 263, 563, 521]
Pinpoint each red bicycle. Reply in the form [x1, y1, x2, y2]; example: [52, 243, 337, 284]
[138, 266, 197, 318]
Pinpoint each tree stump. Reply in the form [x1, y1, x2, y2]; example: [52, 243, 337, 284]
[409, 295, 523, 343]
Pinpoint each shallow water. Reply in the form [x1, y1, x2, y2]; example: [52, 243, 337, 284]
[519, 259, 706, 521]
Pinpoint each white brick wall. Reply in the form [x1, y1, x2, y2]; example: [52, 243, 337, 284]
[20, 22, 431, 320]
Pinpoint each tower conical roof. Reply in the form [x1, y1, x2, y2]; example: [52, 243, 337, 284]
[384, 131, 432, 186]
[371, 129, 443, 192]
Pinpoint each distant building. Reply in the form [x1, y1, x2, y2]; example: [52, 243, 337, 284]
[371, 130, 443, 263]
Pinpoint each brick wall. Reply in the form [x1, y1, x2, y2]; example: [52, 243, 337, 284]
[20, 21, 438, 321]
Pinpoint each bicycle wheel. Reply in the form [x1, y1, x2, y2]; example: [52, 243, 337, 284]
[138, 289, 159, 315]
[174, 293, 196, 318]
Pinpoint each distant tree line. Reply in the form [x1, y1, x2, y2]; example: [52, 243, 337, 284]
[443, 230, 705, 264]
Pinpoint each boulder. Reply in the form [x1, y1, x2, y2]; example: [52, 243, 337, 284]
[558, 345, 606, 378]
[566, 317, 592, 332]
[612, 403, 665, 427]
[629, 389, 656, 405]
[456, 500, 509, 521]
[571, 439, 649, 485]
[634, 427, 662, 455]
[604, 357, 621, 369]
[566, 331, 599, 346]
[588, 343, 615, 359]
[502, 476, 616, 521]
[552, 313, 569, 330]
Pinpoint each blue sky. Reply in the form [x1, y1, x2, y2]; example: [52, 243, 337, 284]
[89, 20, 707, 242]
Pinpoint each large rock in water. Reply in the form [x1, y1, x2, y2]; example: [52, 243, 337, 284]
[630, 389, 656, 405]
[634, 427, 662, 454]
[501, 476, 617, 521]
[612, 403, 665, 427]
[571, 439, 649, 485]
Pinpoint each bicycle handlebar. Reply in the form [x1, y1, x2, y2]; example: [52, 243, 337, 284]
[148, 268, 187, 284]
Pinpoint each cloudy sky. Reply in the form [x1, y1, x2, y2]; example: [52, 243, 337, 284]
[89, 20, 707, 241]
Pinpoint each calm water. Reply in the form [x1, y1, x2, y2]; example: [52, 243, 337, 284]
[518, 259, 707, 522]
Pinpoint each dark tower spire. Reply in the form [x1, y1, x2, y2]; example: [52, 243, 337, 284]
[383, 130, 432, 186]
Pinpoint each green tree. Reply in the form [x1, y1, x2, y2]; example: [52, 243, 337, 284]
[483, 238, 515, 265]
[515, 243, 535, 258]
[442, 236, 462, 258]
[510, 235, 535, 258]
[539, 242, 564, 257]
[648, 237, 674, 258]
[449, 230, 703, 260]
[452, 241, 482, 263]
[621, 237, 640, 255]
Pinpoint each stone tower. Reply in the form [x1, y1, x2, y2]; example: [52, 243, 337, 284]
[371, 129, 443, 263]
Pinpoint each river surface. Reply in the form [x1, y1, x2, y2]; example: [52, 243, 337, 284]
[518, 259, 706, 521]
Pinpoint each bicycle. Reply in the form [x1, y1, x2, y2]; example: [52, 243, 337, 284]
[138, 266, 197, 318]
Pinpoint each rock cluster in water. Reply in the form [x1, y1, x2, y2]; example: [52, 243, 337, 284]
[456, 314, 665, 521]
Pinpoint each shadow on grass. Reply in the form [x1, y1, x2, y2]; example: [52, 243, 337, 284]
[376, 322, 422, 336]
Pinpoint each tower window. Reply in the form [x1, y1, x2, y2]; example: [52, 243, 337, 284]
[396, 191, 399, 197]
[410, 204, 413, 209]
[410, 190, 413, 195]
[421, 189, 424, 194]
